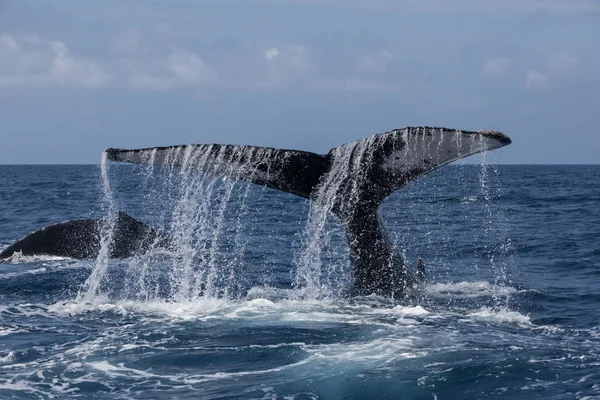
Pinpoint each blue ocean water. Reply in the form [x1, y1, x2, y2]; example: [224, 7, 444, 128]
[0, 163, 599, 399]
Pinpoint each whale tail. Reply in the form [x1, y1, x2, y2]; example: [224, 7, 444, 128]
[105, 126, 511, 296]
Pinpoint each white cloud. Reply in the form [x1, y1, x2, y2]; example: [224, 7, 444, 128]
[546, 53, 578, 77]
[262, 45, 314, 86]
[264, 47, 279, 61]
[483, 57, 511, 78]
[21, 35, 42, 45]
[345, 78, 402, 91]
[139, 0, 600, 15]
[524, 53, 579, 89]
[168, 48, 216, 84]
[128, 73, 176, 91]
[0, 34, 110, 88]
[525, 70, 548, 88]
[403, 0, 599, 14]
[113, 29, 143, 55]
[357, 51, 394, 74]
[0, 34, 19, 52]
[127, 47, 217, 90]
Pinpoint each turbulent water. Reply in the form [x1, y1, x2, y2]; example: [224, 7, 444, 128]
[0, 163, 599, 399]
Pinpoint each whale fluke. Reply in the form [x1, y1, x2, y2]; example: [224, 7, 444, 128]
[105, 127, 511, 297]
[105, 145, 327, 199]
[0, 212, 168, 261]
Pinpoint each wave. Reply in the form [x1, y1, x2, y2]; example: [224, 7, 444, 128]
[0, 251, 74, 264]
[424, 281, 519, 298]
[467, 307, 532, 327]
[39, 281, 533, 329]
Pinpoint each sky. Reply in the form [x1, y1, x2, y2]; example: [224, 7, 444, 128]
[0, 0, 599, 164]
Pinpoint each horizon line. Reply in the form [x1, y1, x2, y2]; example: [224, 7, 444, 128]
[1, 163, 599, 166]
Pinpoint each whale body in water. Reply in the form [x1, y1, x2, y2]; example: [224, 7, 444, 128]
[0, 212, 168, 260]
[105, 126, 512, 297]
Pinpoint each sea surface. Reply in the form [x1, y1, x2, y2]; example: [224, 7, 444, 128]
[0, 163, 599, 399]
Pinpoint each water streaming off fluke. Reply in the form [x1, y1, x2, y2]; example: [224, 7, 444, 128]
[83, 127, 512, 302]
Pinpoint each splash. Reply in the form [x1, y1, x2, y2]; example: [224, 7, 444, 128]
[293, 136, 380, 298]
[77, 145, 284, 305]
[77, 152, 118, 303]
[77, 129, 513, 305]
[474, 139, 515, 305]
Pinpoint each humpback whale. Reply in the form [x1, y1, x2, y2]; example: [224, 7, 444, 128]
[0, 212, 168, 260]
[105, 127, 511, 297]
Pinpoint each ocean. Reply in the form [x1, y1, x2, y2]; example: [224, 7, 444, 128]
[0, 163, 598, 399]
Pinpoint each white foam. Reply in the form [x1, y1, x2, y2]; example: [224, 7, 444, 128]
[0, 262, 89, 281]
[0, 379, 73, 399]
[1, 251, 73, 264]
[0, 303, 54, 319]
[3, 289, 580, 400]
[0, 325, 28, 336]
[461, 196, 478, 203]
[579, 373, 594, 383]
[88, 356, 318, 385]
[304, 337, 425, 365]
[49, 297, 232, 320]
[390, 305, 430, 316]
[245, 286, 303, 301]
[520, 380, 558, 390]
[0, 351, 16, 364]
[185, 355, 317, 383]
[0, 267, 48, 280]
[426, 281, 517, 298]
[43, 293, 440, 333]
[90, 360, 157, 378]
[468, 307, 532, 327]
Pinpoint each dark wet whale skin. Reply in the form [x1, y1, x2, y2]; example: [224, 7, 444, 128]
[0, 212, 167, 260]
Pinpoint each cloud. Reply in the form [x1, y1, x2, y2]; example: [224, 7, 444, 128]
[546, 53, 578, 77]
[262, 45, 314, 86]
[483, 57, 511, 78]
[525, 53, 579, 88]
[344, 78, 402, 91]
[393, 0, 600, 14]
[0, 33, 18, 52]
[264, 47, 279, 61]
[357, 51, 394, 74]
[525, 70, 548, 88]
[0, 34, 110, 88]
[168, 48, 217, 84]
[127, 47, 218, 90]
[113, 29, 143, 55]
[113, 29, 218, 90]
[129, 0, 600, 15]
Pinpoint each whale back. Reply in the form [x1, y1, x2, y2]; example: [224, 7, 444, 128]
[0, 212, 167, 260]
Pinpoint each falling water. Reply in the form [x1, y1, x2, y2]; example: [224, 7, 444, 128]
[475, 140, 515, 304]
[143, 145, 251, 301]
[76, 129, 513, 305]
[77, 152, 118, 302]
[76, 145, 297, 304]
[293, 136, 379, 298]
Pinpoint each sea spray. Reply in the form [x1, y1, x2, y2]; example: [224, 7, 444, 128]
[101, 145, 279, 302]
[77, 152, 118, 302]
[223, 168, 259, 299]
[293, 136, 379, 298]
[79, 129, 514, 304]
[203, 149, 248, 298]
[475, 141, 515, 306]
[168, 145, 219, 301]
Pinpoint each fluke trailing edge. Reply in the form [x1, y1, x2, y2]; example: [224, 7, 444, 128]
[105, 126, 512, 297]
[0, 212, 168, 260]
